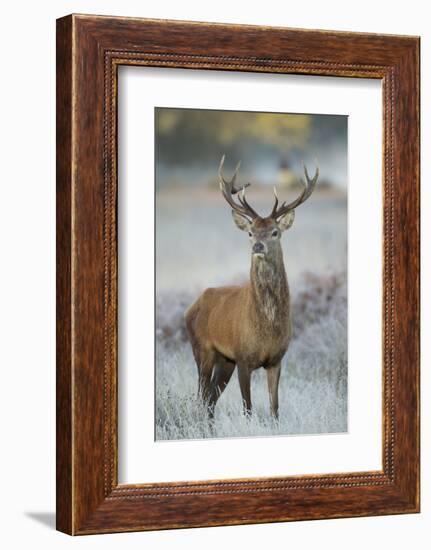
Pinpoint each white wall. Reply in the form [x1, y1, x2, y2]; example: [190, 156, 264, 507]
[0, 1, 427, 548]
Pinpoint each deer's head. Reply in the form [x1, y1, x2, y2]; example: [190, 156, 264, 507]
[219, 155, 319, 260]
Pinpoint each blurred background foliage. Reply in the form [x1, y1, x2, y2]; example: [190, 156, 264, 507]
[155, 108, 347, 189]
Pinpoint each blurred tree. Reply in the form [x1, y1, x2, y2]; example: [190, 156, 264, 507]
[155, 108, 311, 166]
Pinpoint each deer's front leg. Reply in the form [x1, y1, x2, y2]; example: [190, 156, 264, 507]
[266, 363, 281, 419]
[237, 364, 252, 416]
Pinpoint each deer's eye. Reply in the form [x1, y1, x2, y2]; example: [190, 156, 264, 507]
[272, 230, 278, 237]
[248, 231, 253, 237]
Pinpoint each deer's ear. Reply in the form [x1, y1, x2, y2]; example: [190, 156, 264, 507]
[277, 210, 295, 231]
[231, 210, 251, 232]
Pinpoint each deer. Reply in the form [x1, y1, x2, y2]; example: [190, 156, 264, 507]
[185, 155, 318, 419]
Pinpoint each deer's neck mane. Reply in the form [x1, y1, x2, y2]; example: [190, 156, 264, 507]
[249, 247, 289, 327]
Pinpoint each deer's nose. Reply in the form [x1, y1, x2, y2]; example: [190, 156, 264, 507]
[252, 242, 265, 254]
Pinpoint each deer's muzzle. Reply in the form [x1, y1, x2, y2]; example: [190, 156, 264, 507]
[252, 242, 266, 256]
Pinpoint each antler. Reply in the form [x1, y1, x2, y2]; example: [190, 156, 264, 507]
[219, 155, 259, 220]
[270, 164, 319, 220]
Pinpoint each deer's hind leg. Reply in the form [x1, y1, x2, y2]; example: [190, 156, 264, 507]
[197, 348, 216, 406]
[185, 302, 211, 401]
[208, 358, 235, 417]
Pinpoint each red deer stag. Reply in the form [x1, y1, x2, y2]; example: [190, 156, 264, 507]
[185, 155, 318, 419]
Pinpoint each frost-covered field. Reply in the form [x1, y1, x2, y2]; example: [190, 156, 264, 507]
[155, 188, 347, 440]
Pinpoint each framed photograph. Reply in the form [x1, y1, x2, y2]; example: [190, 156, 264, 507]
[56, 14, 420, 535]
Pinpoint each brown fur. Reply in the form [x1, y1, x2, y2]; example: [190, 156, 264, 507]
[185, 158, 317, 418]
[185, 217, 292, 418]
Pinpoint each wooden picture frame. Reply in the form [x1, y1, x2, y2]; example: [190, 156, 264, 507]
[56, 14, 420, 535]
